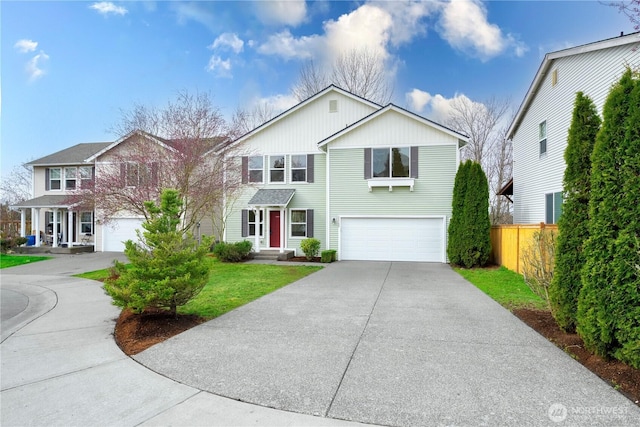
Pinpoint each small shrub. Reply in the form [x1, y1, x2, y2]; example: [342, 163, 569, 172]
[300, 238, 321, 260]
[0, 236, 28, 253]
[321, 249, 336, 263]
[521, 230, 556, 312]
[213, 240, 253, 262]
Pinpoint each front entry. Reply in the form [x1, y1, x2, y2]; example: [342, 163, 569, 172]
[269, 211, 280, 247]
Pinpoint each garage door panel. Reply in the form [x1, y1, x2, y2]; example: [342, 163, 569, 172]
[103, 218, 144, 252]
[340, 217, 443, 262]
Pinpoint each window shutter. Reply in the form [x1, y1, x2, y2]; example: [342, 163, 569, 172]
[242, 157, 248, 184]
[410, 146, 419, 178]
[45, 168, 50, 190]
[91, 166, 96, 179]
[120, 163, 126, 187]
[306, 209, 314, 238]
[364, 148, 372, 179]
[241, 209, 248, 237]
[307, 154, 314, 183]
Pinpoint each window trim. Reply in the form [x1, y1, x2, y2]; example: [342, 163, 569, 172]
[289, 209, 307, 238]
[269, 155, 286, 183]
[545, 191, 563, 224]
[79, 166, 93, 188]
[539, 120, 547, 156]
[248, 155, 264, 184]
[65, 167, 77, 190]
[371, 147, 412, 178]
[80, 211, 93, 234]
[249, 209, 264, 237]
[290, 154, 307, 183]
[48, 167, 62, 191]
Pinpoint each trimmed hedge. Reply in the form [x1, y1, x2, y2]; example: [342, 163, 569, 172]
[321, 249, 337, 263]
[213, 240, 253, 262]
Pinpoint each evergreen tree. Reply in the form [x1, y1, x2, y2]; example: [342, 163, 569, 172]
[104, 189, 212, 316]
[447, 160, 491, 268]
[459, 162, 491, 268]
[610, 75, 640, 368]
[577, 68, 636, 358]
[448, 160, 471, 265]
[550, 92, 601, 332]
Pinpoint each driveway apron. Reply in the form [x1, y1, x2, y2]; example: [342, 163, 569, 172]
[136, 261, 640, 426]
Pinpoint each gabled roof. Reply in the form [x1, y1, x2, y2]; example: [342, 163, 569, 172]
[216, 85, 381, 154]
[248, 189, 296, 207]
[85, 129, 177, 162]
[27, 142, 111, 166]
[317, 104, 469, 148]
[507, 32, 640, 139]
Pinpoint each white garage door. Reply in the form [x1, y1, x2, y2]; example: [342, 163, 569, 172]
[340, 217, 445, 262]
[103, 218, 144, 252]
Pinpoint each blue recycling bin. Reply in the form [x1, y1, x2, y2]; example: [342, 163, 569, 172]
[26, 235, 36, 246]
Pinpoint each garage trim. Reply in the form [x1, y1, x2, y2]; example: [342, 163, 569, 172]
[338, 215, 447, 263]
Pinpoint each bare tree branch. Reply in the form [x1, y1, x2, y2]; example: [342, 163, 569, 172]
[292, 48, 393, 104]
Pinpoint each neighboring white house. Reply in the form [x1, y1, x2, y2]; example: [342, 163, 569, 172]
[507, 32, 640, 224]
[220, 85, 468, 262]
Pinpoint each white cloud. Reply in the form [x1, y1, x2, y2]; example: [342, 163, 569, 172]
[255, 0, 307, 27]
[26, 51, 50, 81]
[206, 55, 232, 78]
[210, 33, 244, 54]
[258, 93, 299, 112]
[90, 2, 128, 16]
[172, 2, 215, 30]
[257, 29, 322, 60]
[406, 89, 432, 113]
[438, 0, 526, 61]
[14, 39, 38, 53]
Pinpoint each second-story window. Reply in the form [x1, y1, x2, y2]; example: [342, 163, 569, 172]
[372, 147, 410, 178]
[539, 120, 547, 155]
[126, 162, 140, 187]
[249, 156, 264, 183]
[65, 167, 77, 190]
[49, 168, 61, 190]
[270, 155, 285, 183]
[291, 155, 307, 182]
[79, 166, 93, 188]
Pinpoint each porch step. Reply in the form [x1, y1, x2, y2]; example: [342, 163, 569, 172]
[252, 249, 295, 261]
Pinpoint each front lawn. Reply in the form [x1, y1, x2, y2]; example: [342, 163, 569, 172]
[454, 265, 547, 310]
[76, 257, 322, 319]
[0, 254, 52, 269]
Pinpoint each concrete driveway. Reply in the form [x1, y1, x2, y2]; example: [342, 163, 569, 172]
[1, 255, 639, 426]
[137, 261, 640, 426]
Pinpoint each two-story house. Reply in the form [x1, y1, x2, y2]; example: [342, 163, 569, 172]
[220, 85, 468, 262]
[506, 32, 639, 224]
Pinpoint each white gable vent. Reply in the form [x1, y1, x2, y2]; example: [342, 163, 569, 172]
[329, 99, 338, 113]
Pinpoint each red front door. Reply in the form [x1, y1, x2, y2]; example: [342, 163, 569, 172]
[270, 211, 280, 247]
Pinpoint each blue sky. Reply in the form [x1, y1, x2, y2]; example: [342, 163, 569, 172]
[1, 1, 634, 181]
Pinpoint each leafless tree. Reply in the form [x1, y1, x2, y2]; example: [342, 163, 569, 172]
[230, 102, 278, 138]
[0, 162, 32, 205]
[292, 48, 393, 104]
[605, 0, 640, 30]
[66, 90, 243, 235]
[445, 96, 513, 224]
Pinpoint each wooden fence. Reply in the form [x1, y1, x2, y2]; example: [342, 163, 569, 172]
[490, 223, 558, 274]
[0, 221, 32, 238]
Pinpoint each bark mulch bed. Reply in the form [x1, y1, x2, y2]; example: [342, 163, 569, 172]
[114, 304, 639, 407]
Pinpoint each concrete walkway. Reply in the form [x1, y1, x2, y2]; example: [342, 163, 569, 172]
[1, 254, 639, 426]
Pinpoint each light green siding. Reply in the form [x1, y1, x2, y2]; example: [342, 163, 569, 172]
[225, 154, 327, 255]
[328, 145, 457, 250]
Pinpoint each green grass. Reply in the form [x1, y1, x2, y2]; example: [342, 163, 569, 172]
[0, 254, 52, 269]
[75, 257, 322, 319]
[455, 266, 547, 310]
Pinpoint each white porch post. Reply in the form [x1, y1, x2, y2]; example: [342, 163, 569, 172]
[20, 209, 26, 237]
[279, 207, 285, 253]
[52, 208, 59, 248]
[67, 209, 74, 247]
[253, 208, 260, 253]
[34, 208, 41, 247]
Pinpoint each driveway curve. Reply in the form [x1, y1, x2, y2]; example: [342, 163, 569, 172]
[136, 261, 640, 426]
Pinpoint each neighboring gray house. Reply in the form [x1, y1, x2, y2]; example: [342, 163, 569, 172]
[221, 86, 468, 262]
[507, 32, 640, 224]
